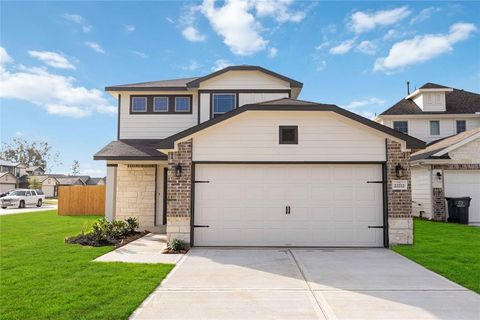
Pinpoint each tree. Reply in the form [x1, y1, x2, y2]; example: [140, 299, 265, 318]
[0, 138, 61, 171]
[71, 160, 80, 176]
[28, 177, 42, 189]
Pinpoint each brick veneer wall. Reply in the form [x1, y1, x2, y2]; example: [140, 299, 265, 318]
[431, 163, 480, 221]
[386, 139, 413, 245]
[115, 164, 156, 228]
[166, 139, 192, 245]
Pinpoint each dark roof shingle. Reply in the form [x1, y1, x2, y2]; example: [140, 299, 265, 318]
[94, 140, 167, 160]
[419, 82, 451, 89]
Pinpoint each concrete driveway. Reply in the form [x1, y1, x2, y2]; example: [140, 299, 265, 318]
[131, 248, 479, 320]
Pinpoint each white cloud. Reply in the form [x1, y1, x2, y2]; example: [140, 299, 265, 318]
[329, 39, 355, 55]
[132, 51, 149, 59]
[28, 51, 75, 69]
[62, 13, 92, 32]
[182, 60, 202, 71]
[374, 22, 477, 72]
[340, 97, 385, 119]
[166, 17, 175, 24]
[201, 0, 267, 55]
[211, 59, 231, 71]
[182, 26, 207, 42]
[267, 47, 278, 58]
[349, 7, 411, 34]
[84, 42, 106, 54]
[124, 24, 135, 33]
[81, 163, 105, 176]
[357, 40, 377, 55]
[0, 48, 115, 118]
[410, 7, 440, 25]
[0, 47, 13, 65]
[315, 60, 327, 71]
[15, 131, 24, 136]
[253, 0, 306, 23]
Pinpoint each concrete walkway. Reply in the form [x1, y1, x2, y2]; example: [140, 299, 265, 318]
[131, 248, 479, 320]
[95, 233, 183, 264]
[0, 204, 58, 215]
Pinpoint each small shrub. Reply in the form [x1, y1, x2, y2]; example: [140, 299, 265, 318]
[125, 217, 139, 234]
[167, 239, 186, 252]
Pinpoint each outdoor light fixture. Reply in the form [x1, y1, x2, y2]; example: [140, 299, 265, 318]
[436, 171, 442, 180]
[395, 164, 404, 177]
[175, 163, 182, 178]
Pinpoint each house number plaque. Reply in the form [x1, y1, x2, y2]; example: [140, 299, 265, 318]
[392, 180, 408, 190]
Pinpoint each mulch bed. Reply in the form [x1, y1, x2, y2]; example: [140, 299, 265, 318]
[65, 231, 149, 248]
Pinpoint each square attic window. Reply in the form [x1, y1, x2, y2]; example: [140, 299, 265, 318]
[279, 126, 298, 144]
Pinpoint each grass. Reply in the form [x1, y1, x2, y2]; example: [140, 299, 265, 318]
[0, 211, 174, 320]
[393, 219, 480, 293]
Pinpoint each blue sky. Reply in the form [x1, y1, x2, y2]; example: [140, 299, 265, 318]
[1, 1, 479, 176]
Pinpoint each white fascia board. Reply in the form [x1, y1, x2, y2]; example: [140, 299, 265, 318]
[405, 88, 453, 100]
[378, 113, 479, 119]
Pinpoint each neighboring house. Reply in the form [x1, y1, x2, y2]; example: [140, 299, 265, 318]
[85, 177, 106, 185]
[0, 160, 20, 177]
[95, 65, 424, 248]
[410, 128, 480, 225]
[56, 177, 86, 186]
[26, 166, 46, 176]
[29, 176, 59, 197]
[375, 83, 480, 144]
[0, 172, 17, 193]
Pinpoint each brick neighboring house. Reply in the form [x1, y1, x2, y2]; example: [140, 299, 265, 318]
[94, 65, 425, 247]
[376, 83, 480, 225]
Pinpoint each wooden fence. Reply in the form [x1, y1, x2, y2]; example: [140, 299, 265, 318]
[58, 185, 105, 216]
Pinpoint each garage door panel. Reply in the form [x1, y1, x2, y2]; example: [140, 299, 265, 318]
[194, 164, 384, 247]
[444, 170, 480, 225]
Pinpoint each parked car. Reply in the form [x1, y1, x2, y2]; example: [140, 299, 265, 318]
[0, 189, 14, 198]
[0, 189, 45, 209]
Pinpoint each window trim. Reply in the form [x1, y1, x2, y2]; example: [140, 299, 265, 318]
[129, 95, 193, 114]
[429, 120, 440, 136]
[212, 93, 237, 118]
[456, 120, 466, 134]
[130, 96, 148, 113]
[174, 96, 191, 113]
[153, 96, 169, 113]
[279, 125, 298, 145]
[393, 121, 408, 135]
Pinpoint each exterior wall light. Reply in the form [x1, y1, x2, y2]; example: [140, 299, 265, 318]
[436, 171, 442, 180]
[175, 163, 182, 178]
[395, 164, 404, 178]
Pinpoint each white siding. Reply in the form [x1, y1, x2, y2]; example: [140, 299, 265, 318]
[192, 111, 388, 162]
[119, 92, 198, 139]
[199, 70, 290, 90]
[238, 92, 289, 106]
[411, 166, 432, 219]
[199, 93, 210, 123]
[449, 138, 480, 163]
[382, 117, 480, 143]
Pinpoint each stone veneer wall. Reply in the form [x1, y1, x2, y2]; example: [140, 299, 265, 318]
[166, 139, 192, 246]
[431, 163, 480, 221]
[386, 139, 413, 245]
[115, 164, 156, 228]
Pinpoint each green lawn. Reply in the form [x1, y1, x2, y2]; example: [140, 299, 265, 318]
[0, 211, 174, 320]
[393, 219, 480, 293]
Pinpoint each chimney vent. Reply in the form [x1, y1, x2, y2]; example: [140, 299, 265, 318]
[406, 81, 410, 95]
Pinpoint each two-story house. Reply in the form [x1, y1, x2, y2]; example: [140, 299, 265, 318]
[95, 65, 424, 248]
[376, 83, 480, 225]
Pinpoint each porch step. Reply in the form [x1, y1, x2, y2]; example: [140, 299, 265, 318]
[144, 225, 167, 234]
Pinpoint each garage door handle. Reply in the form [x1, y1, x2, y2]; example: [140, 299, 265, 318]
[193, 225, 210, 228]
[286, 206, 291, 215]
[367, 180, 386, 184]
[368, 225, 384, 228]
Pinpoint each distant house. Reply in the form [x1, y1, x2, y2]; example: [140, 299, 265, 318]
[56, 177, 85, 186]
[85, 177, 106, 185]
[0, 172, 17, 193]
[29, 176, 59, 197]
[26, 166, 46, 176]
[0, 160, 21, 178]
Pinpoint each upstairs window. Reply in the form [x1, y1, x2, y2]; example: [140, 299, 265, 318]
[430, 120, 440, 136]
[279, 126, 298, 144]
[213, 94, 236, 118]
[393, 121, 408, 134]
[175, 97, 191, 113]
[456, 120, 466, 134]
[153, 97, 169, 112]
[131, 97, 147, 112]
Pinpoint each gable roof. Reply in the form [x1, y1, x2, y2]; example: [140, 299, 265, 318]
[380, 86, 480, 115]
[411, 128, 480, 161]
[105, 66, 302, 92]
[0, 172, 17, 180]
[185, 65, 303, 88]
[158, 98, 425, 150]
[56, 177, 85, 185]
[0, 160, 19, 167]
[419, 82, 451, 89]
[86, 177, 105, 185]
[93, 139, 167, 161]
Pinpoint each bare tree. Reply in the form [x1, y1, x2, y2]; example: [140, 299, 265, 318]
[71, 160, 80, 176]
[0, 138, 61, 172]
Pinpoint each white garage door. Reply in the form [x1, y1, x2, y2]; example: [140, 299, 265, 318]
[0, 183, 16, 193]
[444, 170, 480, 226]
[194, 164, 384, 247]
